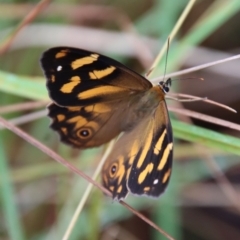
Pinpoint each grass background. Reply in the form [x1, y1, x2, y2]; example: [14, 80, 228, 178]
[1, 0, 240, 239]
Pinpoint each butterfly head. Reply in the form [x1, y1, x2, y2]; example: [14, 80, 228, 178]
[158, 78, 171, 94]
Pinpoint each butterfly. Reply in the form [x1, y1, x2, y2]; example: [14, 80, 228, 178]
[40, 47, 173, 201]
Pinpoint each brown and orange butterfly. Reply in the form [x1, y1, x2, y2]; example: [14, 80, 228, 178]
[41, 47, 173, 200]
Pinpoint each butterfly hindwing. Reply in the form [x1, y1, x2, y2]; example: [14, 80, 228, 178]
[48, 98, 137, 148]
[127, 100, 173, 197]
[102, 86, 173, 200]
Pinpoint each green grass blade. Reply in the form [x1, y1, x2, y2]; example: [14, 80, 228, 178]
[172, 119, 240, 156]
[182, 0, 240, 46]
[0, 70, 46, 100]
[137, 0, 188, 37]
[0, 134, 26, 240]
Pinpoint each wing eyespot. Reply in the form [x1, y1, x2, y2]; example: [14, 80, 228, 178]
[109, 163, 118, 178]
[80, 129, 89, 137]
[76, 128, 92, 139]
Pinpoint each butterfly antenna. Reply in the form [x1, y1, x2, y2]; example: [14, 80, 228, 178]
[163, 37, 170, 83]
[158, 37, 172, 94]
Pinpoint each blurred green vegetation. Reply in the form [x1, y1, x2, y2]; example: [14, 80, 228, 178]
[1, 0, 240, 240]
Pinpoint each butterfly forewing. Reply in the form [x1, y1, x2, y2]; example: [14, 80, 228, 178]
[41, 47, 152, 149]
[41, 47, 152, 107]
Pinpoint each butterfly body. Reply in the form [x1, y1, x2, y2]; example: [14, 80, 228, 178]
[41, 47, 173, 200]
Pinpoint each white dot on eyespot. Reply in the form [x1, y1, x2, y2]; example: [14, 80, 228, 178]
[153, 179, 158, 185]
[57, 66, 62, 71]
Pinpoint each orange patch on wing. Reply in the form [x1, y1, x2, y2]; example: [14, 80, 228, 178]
[154, 129, 167, 155]
[157, 143, 173, 170]
[57, 114, 65, 121]
[67, 106, 82, 111]
[138, 163, 154, 184]
[60, 76, 81, 93]
[89, 66, 116, 79]
[117, 185, 123, 193]
[78, 86, 124, 99]
[137, 130, 153, 168]
[162, 169, 171, 183]
[51, 75, 55, 82]
[71, 54, 99, 69]
[55, 49, 68, 58]
[144, 186, 150, 192]
[128, 141, 139, 165]
[61, 127, 67, 134]
[67, 116, 87, 129]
